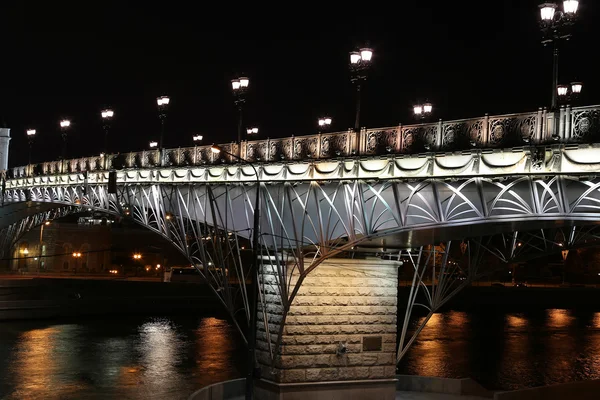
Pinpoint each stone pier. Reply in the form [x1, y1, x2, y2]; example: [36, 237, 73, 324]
[256, 257, 400, 400]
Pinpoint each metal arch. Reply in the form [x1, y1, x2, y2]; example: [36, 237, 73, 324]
[0, 206, 75, 261]
[7, 174, 600, 366]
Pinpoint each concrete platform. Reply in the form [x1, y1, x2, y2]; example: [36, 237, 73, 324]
[397, 392, 488, 399]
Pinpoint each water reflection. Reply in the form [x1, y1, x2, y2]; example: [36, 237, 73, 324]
[404, 311, 471, 378]
[398, 309, 600, 390]
[0, 316, 245, 400]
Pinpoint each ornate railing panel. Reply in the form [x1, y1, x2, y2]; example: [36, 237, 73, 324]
[570, 106, 600, 142]
[8, 105, 600, 178]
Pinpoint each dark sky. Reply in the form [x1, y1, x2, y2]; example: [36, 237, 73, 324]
[1, 1, 599, 167]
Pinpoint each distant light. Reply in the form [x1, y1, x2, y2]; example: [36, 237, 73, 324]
[239, 77, 249, 88]
[318, 119, 325, 126]
[563, 0, 579, 15]
[193, 135, 203, 142]
[557, 85, 569, 97]
[539, 3, 556, 21]
[423, 103, 433, 113]
[246, 127, 258, 135]
[210, 145, 221, 154]
[157, 96, 170, 106]
[44, 221, 51, 226]
[60, 119, 71, 128]
[360, 48, 373, 62]
[149, 141, 158, 148]
[350, 52, 361, 64]
[571, 82, 583, 94]
[324, 117, 332, 125]
[231, 79, 241, 90]
[413, 106, 423, 115]
[101, 109, 114, 119]
[156, 264, 161, 269]
[26, 129, 36, 136]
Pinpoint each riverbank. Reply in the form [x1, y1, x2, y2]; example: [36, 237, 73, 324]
[0, 277, 222, 320]
[438, 285, 600, 310]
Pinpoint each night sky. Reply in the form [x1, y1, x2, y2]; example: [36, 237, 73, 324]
[2, 1, 599, 167]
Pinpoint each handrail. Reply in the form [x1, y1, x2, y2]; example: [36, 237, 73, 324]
[9, 105, 600, 179]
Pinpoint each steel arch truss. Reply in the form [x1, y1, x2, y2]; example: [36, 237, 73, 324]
[394, 225, 600, 366]
[6, 174, 600, 356]
[0, 206, 75, 260]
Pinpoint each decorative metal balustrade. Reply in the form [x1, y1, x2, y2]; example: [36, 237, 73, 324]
[9, 105, 600, 179]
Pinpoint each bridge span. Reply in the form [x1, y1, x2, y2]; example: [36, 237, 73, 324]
[2, 105, 600, 399]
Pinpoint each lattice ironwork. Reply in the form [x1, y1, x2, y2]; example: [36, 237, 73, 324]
[5, 173, 600, 353]
[571, 108, 600, 141]
[0, 206, 75, 260]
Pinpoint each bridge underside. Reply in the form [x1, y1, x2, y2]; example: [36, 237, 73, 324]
[6, 173, 600, 399]
[0, 202, 63, 230]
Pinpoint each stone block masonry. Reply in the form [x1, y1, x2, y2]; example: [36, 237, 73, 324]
[256, 257, 399, 386]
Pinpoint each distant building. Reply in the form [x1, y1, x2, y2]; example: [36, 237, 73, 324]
[11, 214, 188, 276]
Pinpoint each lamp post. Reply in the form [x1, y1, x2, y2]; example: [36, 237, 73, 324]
[149, 141, 158, 149]
[231, 76, 250, 156]
[157, 96, 170, 164]
[317, 117, 332, 133]
[59, 119, 71, 160]
[72, 251, 82, 273]
[193, 134, 203, 144]
[349, 47, 374, 137]
[38, 220, 50, 273]
[413, 103, 433, 121]
[101, 108, 114, 154]
[211, 144, 259, 400]
[26, 129, 36, 167]
[539, 1, 580, 110]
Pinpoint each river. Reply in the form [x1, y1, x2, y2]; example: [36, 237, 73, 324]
[1, 309, 599, 399]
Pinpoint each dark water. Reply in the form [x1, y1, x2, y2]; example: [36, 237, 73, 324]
[0, 316, 245, 400]
[397, 309, 600, 390]
[1, 310, 599, 399]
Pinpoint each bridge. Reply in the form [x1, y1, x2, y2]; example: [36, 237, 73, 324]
[2, 104, 600, 399]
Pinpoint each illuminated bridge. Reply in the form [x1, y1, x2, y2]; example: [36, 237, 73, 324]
[2, 104, 600, 398]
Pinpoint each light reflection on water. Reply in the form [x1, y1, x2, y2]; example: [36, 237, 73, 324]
[0, 316, 244, 400]
[398, 309, 600, 390]
[1, 310, 600, 397]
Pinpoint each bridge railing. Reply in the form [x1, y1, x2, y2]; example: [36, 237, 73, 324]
[9, 104, 600, 179]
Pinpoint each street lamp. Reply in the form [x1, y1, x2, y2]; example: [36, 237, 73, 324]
[556, 81, 583, 102]
[539, 1, 580, 110]
[231, 76, 250, 154]
[193, 134, 203, 143]
[211, 144, 260, 400]
[318, 117, 332, 132]
[157, 96, 170, 160]
[60, 119, 71, 160]
[149, 141, 158, 149]
[26, 129, 36, 166]
[413, 102, 433, 120]
[133, 253, 142, 259]
[101, 108, 114, 154]
[246, 127, 259, 136]
[38, 220, 51, 273]
[349, 47, 374, 136]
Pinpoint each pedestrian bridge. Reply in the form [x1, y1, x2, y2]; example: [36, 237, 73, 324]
[2, 105, 600, 392]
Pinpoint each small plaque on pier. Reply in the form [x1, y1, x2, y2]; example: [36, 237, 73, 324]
[362, 336, 382, 352]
